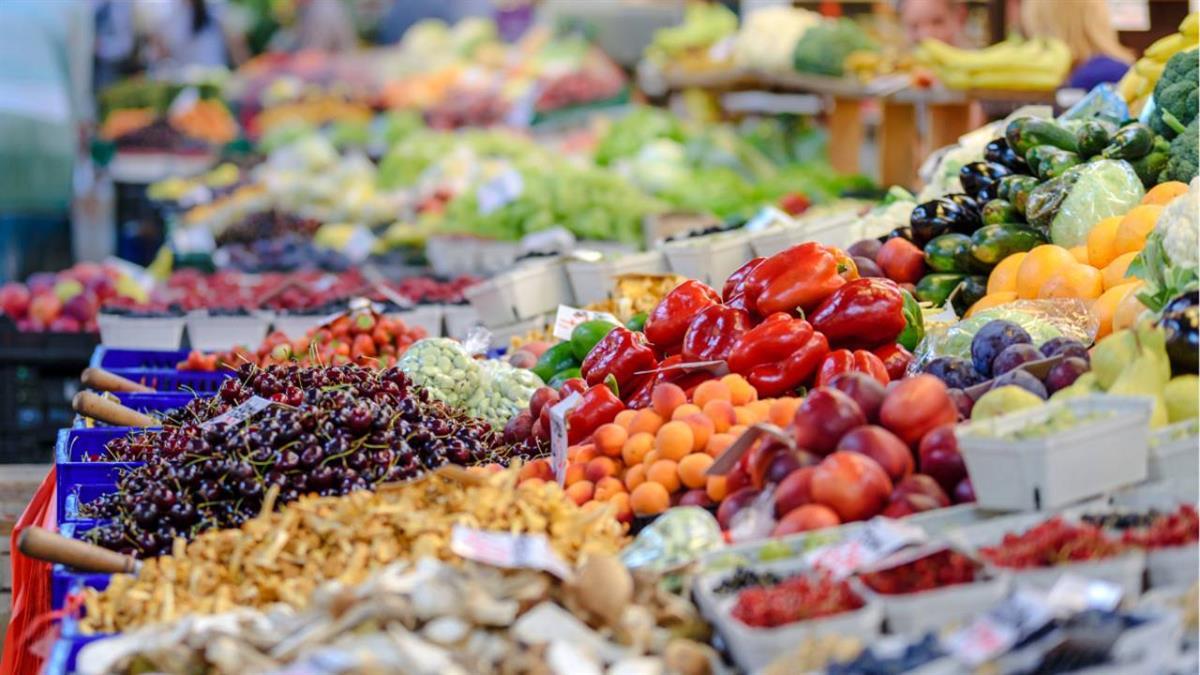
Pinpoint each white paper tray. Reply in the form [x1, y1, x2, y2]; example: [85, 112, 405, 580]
[97, 315, 185, 350]
[564, 250, 668, 305]
[185, 311, 272, 351]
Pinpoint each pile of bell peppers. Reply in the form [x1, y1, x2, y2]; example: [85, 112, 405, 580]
[571, 243, 925, 407]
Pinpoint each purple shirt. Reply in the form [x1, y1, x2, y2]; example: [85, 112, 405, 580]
[1068, 56, 1130, 91]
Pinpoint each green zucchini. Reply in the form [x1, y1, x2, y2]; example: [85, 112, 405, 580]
[915, 273, 966, 307]
[1006, 117, 1078, 156]
[924, 233, 972, 273]
[1101, 123, 1156, 160]
[1026, 145, 1081, 180]
[970, 224, 1046, 267]
[1130, 151, 1169, 189]
[1074, 120, 1115, 158]
[1006, 175, 1041, 215]
[981, 199, 1021, 226]
[950, 276, 988, 317]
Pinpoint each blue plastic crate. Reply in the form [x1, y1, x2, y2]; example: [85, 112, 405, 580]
[54, 428, 147, 516]
[89, 347, 192, 370]
[51, 523, 115, 613]
[106, 367, 232, 393]
[60, 483, 118, 524]
[46, 630, 110, 675]
[72, 392, 196, 427]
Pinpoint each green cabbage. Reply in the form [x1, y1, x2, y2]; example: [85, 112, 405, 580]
[1049, 159, 1145, 247]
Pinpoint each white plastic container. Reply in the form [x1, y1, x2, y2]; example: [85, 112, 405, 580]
[868, 574, 1011, 634]
[97, 314, 185, 350]
[955, 395, 1152, 511]
[748, 223, 808, 258]
[185, 311, 271, 351]
[1148, 420, 1199, 502]
[464, 260, 574, 326]
[564, 250, 668, 305]
[717, 597, 883, 673]
[1146, 543, 1199, 589]
[659, 230, 754, 287]
[442, 305, 481, 341]
[803, 211, 862, 249]
[271, 314, 327, 339]
[389, 305, 443, 337]
[486, 314, 551, 347]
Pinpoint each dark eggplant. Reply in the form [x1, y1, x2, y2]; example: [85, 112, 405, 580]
[959, 161, 1013, 202]
[1158, 291, 1199, 376]
[909, 196, 980, 245]
[950, 275, 988, 317]
[984, 137, 1030, 174]
[883, 226, 915, 243]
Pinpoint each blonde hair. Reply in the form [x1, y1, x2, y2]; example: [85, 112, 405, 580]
[1021, 0, 1135, 64]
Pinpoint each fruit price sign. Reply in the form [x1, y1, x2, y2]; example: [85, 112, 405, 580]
[946, 590, 1054, 666]
[549, 392, 583, 485]
[804, 517, 927, 578]
[199, 395, 275, 430]
[451, 525, 572, 579]
[552, 305, 619, 341]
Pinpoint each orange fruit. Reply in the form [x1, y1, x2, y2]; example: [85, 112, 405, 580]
[1086, 216, 1122, 269]
[624, 463, 647, 491]
[613, 409, 636, 429]
[593, 476, 626, 501]
[706, 474, 729, 502]
[987, 253, 1026, 295]
[967, 291, 1018, 318]
[1141, 181, 1188, 205]
[565, 480, 594, 506]
[678, 453, 715, 489]
[682, 413, 713, 452]
[747, 400, 773, 423]
[630, 481, 670, 516]
[1069, 245, 1089, 265]
[575, 445, 599, 464]
[628, 409, 664, 436]
[650, 383, 687, 420]
[693, 380, 732, 408]
[706, 432, 736, 458]
[1091, 282, 1140, 340]
[655, 420, 694, 461]
[592, 423, 627, 458]
[1038, 264, 1103, 300]
[1113, 283, 1149, 332]
[670, 403, 702, 420]
[701, 399, 736, 432]
[646, 459, 681, 492]
[621, 432, 653, 466]
[1113, 204, 1163, 255]
[585, 457, 618, 482]
[518, 459, 552, 482]
[721, 373, 757, 405]
[768, 397, 800, 427]
[642, 449, 659, 466]
[1017, 245, 1077, 299]
[608, 492, 633, 523]
[1101, 251, 1138, 290]
[521, 477, 546, 488]
[564, 462, 587, 487]
[734, 406, 756, 426]
[728, 424, 749, 437]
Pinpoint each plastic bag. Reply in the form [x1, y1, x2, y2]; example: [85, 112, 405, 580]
[620, 507, 725, 572]
[1058, 83, 1130, 125]
[1, 467, 58, 675]
[1038, 159, 1145, 247]
[914, 299, 1099, 369]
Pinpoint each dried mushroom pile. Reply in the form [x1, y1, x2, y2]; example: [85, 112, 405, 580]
[79, 557, 714, 675]
[81, 467, 627, 633]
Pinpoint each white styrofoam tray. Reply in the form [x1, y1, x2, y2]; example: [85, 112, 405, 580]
[564, 250, 668, 305]
[388, 304, 443, 337]
[271, 314, 327, 339]
[442, 304, 481, 341]
[185, 311, 272, 351]
[658, 230, 754, 287]
[955, 395, 1152, 511]
[425, 236, 521, 277]
[865, 573, 1011, 635]
[463, 260, 574, 327]
[97, 314, 185, 350]
[1148, 420, 1199, 503]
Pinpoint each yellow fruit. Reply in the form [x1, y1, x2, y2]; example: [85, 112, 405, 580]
[987, 252, 1026, 295]
[1086, 216, 1122, 268]
[1017, 245, 1078, 299]
[1141, 181, 1189, 205]
[1090, 282, 1140, 340]
[1113, 204, 1163, 255]
[1038, 264, 1104, 300]
[1069, 245, 1089, 264]
[967, 291, 1018, 318]
[1101, 251, 1138, 290]
[1112, 283, 1149, 332]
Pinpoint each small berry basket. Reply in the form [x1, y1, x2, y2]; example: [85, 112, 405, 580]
[1066, 496, 1199, 590]
[185, 309, 272, 352]
[659, 229, 755, 288]
[954, 395, 1152, 511]
[97, 313, 186, 350]
[1147, 419, 1199, 503]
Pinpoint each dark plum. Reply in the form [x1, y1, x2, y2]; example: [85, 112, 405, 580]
[853, 257, 885, 278]
[991, 343, 1042, 376]
[847, 239, 883, 260]
[1045, 356, 1090, 393]
[989, 368, 1048, 399]
[946, 388, 974, 420]
[1040, 336, 1090, 362]
[924, 356, 984, 389]
[971, 320, 1032, 377]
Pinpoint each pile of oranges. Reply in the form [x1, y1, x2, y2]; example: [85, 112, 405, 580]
[969, 181, 1188, 338]
[516, 374, 800, 522]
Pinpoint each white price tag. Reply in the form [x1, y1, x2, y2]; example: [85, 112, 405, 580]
[744, 206, 794, 233]
[805, 517, 927, 578]
[551, 305, 619, 341]
[1045, 575, 1123, 614]
[450, 525, 572, 579]
[945, 589, 1054, 666]
[201, 396, 275, 430]
[341, 225, 377, 263]
[170, 226, 216, 255]
[548, 392, 583, 486]
[477, 168, 524, 215]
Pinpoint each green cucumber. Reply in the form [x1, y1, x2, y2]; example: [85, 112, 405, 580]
[1101, 123, 1156, 160]
[981, 199, 1020, 226]
[1074, 120, 1115, 158]
[1026, 145, 1081, 180]
[1006, 117, 1078, 156]
[970, 224, 1046, 267]
[924, 233, 972, 273]
[915, 273, 967, 307]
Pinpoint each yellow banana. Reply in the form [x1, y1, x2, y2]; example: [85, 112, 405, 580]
[1134, 58, 1166, 79]
[1145, 33, 1187, 61]
[1180, 13, 1198, 40]
[1116, 69, 1142, 99]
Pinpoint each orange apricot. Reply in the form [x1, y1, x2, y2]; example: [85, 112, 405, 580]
[614, 409, 637, 429]
[706, 474, 729, 501]
[734, 406, 756, 426]
[585, 456, 618, 482]
[518, 459, 553, 482]
[721, 373, 757, 405]
[728, 424, 749, 437]
[564, 462, 587, 486]
[683, 413, 714, 452]
[621, 431, 654, 466]
[768, 398, 801, 427]
[624, 463, 648, 491]
[651, 382, 687, 420]
[671, 403, 702, 421]
[646, 459, 682, 492]
[594, 476, 626, 501]
[521, 477, 546, 488]
[630, 481, 670, 516]
[693, 379, 733, 408]
[593, 423, 628, 458]
[608, 491, 633, 523]
[575, 445, 599, 464]
[628, 409, 664, 436]
[565, 480, 594, 506]
[706, 432, 736, 458]
[747, 400, 773, 423]
[702, 399, 737, 432]
[655, 420, 695, 461]
[678, 453, 715, 489]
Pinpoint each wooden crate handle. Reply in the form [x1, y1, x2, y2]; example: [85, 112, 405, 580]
[18, 526, 139, 574]
[72, 391, 159, 427]
[80, 367, 154, 393]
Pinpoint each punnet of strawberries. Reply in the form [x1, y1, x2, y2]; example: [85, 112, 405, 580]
[979, 517, 1126, 569]
[731, 573, 865, 628]
[1120, 504, 1199, 549]
[859, 549, 981, 595]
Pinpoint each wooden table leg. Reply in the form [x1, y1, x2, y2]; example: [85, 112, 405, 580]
[827, 96, 862, 175]
[879, 100, 918, 189]
[928, 102, 973, 155]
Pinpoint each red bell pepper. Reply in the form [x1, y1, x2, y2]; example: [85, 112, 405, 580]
[815, 349, 890, 387]
[723, 257, 764, 301]
[809, 278, 906, 349]
[779, 192, 811, 216]
[625, 355, 715, 409]
[742, 243, 853, 316]
[567, 384, 625, 444]
[726, 312, 830, 397]
[643, 280, 721, 351]
[682, 304, 752, 362]
[873, 343, 914, 381]
[580, 326, 657, 398]
[558, 377, 587, 397]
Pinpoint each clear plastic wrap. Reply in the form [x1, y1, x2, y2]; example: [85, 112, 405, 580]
[1044, 159, 1146, 247]
[1058, 83, 1130, 125]
[914, 299, 1099, 370]
[620, 507, 725, 572]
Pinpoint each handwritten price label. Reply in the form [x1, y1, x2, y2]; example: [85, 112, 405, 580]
[451, 526, 572, 579]
[946, 589, 1053, 666]
[200, 396, 274, 430]
[805, 517, 927, 578]
[551, 305, 618, 341]
[549, 392, 583, 486]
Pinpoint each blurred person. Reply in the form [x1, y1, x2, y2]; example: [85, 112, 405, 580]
[1021, 0, 1133, 90]
[376, 0, 493, 44]
[151, 0, 230, 70]
[899, 0, 969, 46]
[93, 0, 135, 89]
[270, 0, 357, 53]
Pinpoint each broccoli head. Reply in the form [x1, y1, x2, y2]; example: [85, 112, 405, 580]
[1160, 118, 1198, 184]
[1150, 49, 1199, 140]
